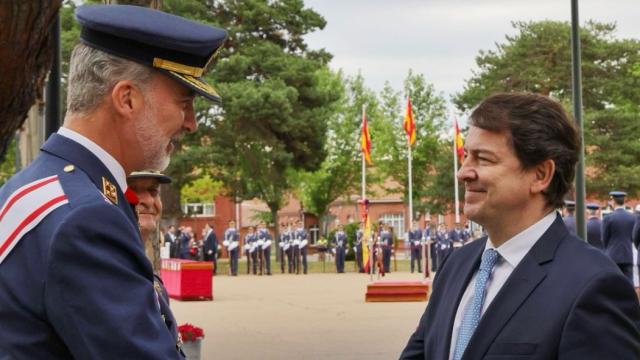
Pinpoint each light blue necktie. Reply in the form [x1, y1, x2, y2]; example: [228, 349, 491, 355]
[453, 248, 499, 360]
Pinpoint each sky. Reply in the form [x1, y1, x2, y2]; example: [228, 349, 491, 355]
[303, 0, 639, 113]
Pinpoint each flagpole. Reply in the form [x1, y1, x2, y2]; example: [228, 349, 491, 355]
[408, 131, 413, 232]
[453, 119, 460, 223]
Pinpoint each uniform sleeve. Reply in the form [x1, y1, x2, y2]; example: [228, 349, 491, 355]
[44, 203, 183, 359]
[601, 217, 610, 248]
[559, 271, 640, 359]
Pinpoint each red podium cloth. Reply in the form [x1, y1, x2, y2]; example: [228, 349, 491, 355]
[160, 259, 213, 301]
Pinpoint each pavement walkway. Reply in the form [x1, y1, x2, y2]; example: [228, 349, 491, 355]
[171, 272, 429, 359]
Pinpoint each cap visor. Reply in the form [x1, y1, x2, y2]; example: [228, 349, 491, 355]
[165, 70, 221, 104]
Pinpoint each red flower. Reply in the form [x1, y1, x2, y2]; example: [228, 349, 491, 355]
[178, 323, 205, 342]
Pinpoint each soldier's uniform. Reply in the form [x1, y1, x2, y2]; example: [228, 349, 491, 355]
[244, 230, 257, 274]
[563, 200, 577, 235]
[586, 203, 604, 249]
[257, 227, 272, 275]
[278, 228, 292, 273]
[294, 225, 308, 274]
[602, 191, 635, 283]
[435, 226, 452, 271]
[224, 227, 240, 276]
[0, 5, 226, 358]
[333, 228, 347, 273]
[408, 226, 422, 273]
[355, 228, 365, 273]
[423, 224, 436, 272]
[379, 228, 393, 273]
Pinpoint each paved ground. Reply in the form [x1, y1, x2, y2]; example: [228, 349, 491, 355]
[171, 272, 430, 360]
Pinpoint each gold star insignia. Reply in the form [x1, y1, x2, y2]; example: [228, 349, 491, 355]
[102, 177, 118, 205]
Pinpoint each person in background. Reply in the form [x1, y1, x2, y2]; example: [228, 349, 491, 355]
[333, 224, 347, 273]
[257, 222, 273, 275]
[203, 223, 218, 275]
[127, 171, 181, 354]
[562, 199, 577, 235]
[602, 191, 635, 284]
[224, 220, 240, 276]
[586, 203, 603, 249]
[408, 221, 423, 273]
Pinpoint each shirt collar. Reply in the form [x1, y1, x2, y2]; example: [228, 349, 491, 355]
[58, 127, 127, 192]
[486, 210, 557, 268]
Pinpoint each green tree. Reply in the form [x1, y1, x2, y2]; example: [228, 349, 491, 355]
[454, 20, 640, 198]
[374, 70, 447, 219]
[294, 72, 375, 236]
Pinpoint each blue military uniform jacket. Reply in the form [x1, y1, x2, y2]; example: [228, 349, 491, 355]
[333, 231, 347, 248]
[0, 134, 182, 359]
[602, 208, 635, 265]
[586, 217, 603, 249]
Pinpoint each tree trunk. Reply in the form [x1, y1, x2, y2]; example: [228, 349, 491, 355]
[0, 1, 62, 161]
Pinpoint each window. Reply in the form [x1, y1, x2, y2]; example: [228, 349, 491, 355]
[379, 213, 405, 239]
[182, 202, 215, 217]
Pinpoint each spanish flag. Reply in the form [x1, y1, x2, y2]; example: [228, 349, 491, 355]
[455, 120, 464, 161]
[362, 215, 371, 273]
[361, 109, 372, 164]
[403, 97, 416, 146]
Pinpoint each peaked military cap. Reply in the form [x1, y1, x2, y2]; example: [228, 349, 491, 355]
[609, 191, 627, 197]
[563, 200, 575, 208]
[127, 171, 172, 184]
[586, 203, 600, 210]
[76, 5, 227, 103]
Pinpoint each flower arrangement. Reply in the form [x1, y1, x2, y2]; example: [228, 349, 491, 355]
[178, 323, 205, 342]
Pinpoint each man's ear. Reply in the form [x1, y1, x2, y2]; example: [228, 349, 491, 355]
[111, 80, 144, 118]
[531, 159, 555, 194]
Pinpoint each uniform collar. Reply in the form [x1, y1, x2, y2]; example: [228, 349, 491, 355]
[58, 127, 127, 192]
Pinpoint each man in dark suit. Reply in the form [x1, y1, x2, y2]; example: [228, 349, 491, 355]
[203, 223, 218, 275]
[602, 191, 636, 283]
[586, 203, 603, 249]
[400, 93, 640, 360]
[0, 5, 227, 358]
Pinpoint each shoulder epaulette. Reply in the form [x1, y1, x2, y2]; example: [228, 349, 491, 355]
[0, 175, 68, 264]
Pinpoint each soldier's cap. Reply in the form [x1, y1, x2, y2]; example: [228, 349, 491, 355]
[127, 170, 172, 184]
[563, 200, 575, 208]
[635, 204, 640, 213]
[586, 203, 600, 210]
[75, 5, 227, 103]
[609, 191, 627, 198]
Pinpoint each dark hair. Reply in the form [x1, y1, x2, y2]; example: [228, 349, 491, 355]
[469, 93, 580, 208]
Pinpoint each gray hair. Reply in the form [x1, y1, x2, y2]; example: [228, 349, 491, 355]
[66, 43, 155, 115]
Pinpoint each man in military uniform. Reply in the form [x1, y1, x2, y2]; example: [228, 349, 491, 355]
[435, 223, 451, 271]
[333, 224, 347, 273]
[257, 221, 272, 275]
[224, 220, 240, 276]
[203, 223, 218, 275]
[602, 191, 635, 284]
[586, 203, 603, 249]
[379, 223, 394, 273]
[165, 225, 178, 258]
[0, 5, 227, 358]
[294, 219, 309, 274]
[127, 171, 182, 353]
[423, 218, 435, 272]
[562, 199, 577, 235]
[244, 226, 257, 274]
[408, 221, 422, 273]
[278, 220, 291, 273]
[355, 222, 365, 273]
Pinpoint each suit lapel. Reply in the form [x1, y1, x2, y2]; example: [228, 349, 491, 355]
[40, 134, 138, 228]
[462, 216, 565, 359]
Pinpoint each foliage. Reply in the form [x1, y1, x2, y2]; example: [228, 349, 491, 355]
[453, 20, 640, 198]
[180, 174, 223, 203]
[374, 70, 447, 218]
[0, 138, 16, 186]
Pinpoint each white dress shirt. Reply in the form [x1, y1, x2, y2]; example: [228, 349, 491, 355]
[448, 211, 557, 360]
[57, 127, 128, 192]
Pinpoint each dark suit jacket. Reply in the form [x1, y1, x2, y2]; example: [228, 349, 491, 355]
[602, 208, 635, 265]
[400, 215, 640, 360]
[203, 230, 217, 254]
